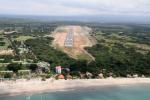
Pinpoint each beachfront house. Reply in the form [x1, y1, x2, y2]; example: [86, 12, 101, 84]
[55, 66, 62, 74]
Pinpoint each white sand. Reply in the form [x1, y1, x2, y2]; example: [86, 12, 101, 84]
[0, 78, 150, 96]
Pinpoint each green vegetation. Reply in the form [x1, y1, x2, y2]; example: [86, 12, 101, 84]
[55, 26, 68, 33]
[0, 55, 13, 63]
[85, 23, 150, 77]
[0, 21, 150, 78]
[13, 35, 35, 41]
[25, 37, 76, 68]
[0, 41, 5, 46]
[77, 54, 92, 61]
[85, 43, 150, 77]
[90, 24, 150, 52]
[24, 37, 94, 77]
[0, 35, 11, 49]
[6, 63, 24, 73]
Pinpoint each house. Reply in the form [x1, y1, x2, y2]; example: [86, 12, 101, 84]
[55, 66, 62, 74]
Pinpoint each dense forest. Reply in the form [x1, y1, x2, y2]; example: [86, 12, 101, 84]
[25, 37, 76, 68]
[85, 23, 150, 77]
[24, 37, 95, 77]
[85, 43, 150, 77]
[24, 36, 150, 77]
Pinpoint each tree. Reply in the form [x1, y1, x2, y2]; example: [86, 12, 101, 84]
[6, 63, 24, 73]
[27, 64, 38, 72]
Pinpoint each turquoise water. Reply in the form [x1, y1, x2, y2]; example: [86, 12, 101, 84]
[1, 84, 150, 100]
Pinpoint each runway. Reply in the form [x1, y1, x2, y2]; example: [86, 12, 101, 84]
[64, 28, 74, 47]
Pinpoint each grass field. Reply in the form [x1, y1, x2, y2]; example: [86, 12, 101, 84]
[54, 26, 68, 33]
[94, 31, 150, 52]
[0, 34, 13, 55]
[0, 63, 9, 67]
[125, 42, 150, 51]
[13, 36, 35, 41]
[0, 35, 10, 50]
[0, 30, 4, 35]
[77, 54, 93, 62]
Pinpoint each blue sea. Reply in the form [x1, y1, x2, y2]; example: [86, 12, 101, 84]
[0, 84, 150, 100]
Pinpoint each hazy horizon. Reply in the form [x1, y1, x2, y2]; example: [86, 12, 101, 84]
[0, 0, 150, 23]
[0, 0, 150, 16]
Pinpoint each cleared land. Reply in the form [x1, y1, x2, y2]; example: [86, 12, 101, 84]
[51, 26, 96, 61]
[0, 49, 13, 55]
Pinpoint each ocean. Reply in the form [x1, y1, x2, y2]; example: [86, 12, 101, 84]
[0, 84, 150, 100]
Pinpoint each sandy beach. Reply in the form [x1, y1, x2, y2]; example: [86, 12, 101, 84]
[0, 78, 150, 96]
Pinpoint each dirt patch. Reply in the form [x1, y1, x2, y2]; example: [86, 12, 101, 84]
[0, 49, 14, 55]
[51, 26, 96, 61]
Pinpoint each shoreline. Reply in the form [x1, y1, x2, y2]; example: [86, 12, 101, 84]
[0, 78, 150, 96]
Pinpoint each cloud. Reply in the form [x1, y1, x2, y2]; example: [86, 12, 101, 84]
[0, 0, 150, 16]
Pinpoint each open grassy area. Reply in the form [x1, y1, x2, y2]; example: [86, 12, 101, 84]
[125, 42, 150, 51]
[77, 54, 93, 62]
[0, 35, 10, 50]
[54, 26, 68, 33]
[94, 33, 150, 53]
[0, 63, 9, 67]
[0, 30, 4, 35]
[13, 36, 35, 41]
[0, 34, 13, 55]
[95, 34, 134, 43]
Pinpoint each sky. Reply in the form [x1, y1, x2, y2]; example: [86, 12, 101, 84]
[0, 0, 150, 17]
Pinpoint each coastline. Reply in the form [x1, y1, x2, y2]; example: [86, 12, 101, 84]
[0, 78, 150, 96]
